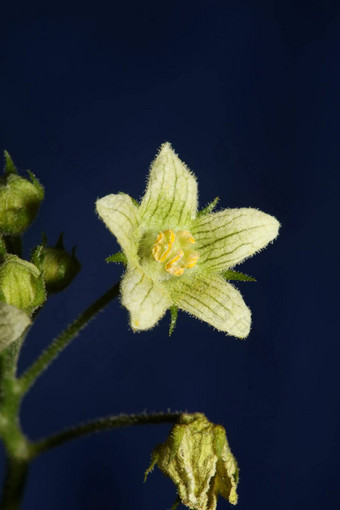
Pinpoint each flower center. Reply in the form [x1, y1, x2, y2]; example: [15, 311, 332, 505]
[152, 230, 199, 277]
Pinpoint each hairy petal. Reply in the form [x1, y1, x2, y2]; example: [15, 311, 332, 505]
[121, 267, 171, 331]
[192, 208, 280, 270]
[0, 302, 31, 352]
[140, 143, 198, 230]
[96, 193, 140, 262]
[171, 273, 251, 338]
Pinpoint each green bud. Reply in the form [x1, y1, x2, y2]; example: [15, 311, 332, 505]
[0, 254, 46, 314]
[35, 234, 81, 293]
[0, 152, 44, 235]
[145, 413, 239, 510]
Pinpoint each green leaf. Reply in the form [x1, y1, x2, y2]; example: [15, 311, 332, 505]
[3, 151, 17, 175]
[105, 252, 128, 265]
[197, 196, 219, 217]
[169, 305, 178, 337]
[221, 269, 256, 282]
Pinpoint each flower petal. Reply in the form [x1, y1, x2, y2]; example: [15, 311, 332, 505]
[140, 143, 198, 230]
[121, 266, 171, 331]
[171, 273, 251, 338]
[192, 208, 280, 270]
[96, 193, 140, 262]
[0, 302, 31, 353]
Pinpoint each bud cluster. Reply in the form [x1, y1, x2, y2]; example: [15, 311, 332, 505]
[0, 152, 81, 324]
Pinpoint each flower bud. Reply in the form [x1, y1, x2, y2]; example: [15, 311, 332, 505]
[145, 413, 239, 510]
[36, 235, 81, 293]
[0, 254, 46, 314]
[0, 152, 44, 235]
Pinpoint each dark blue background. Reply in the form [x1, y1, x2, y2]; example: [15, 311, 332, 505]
[1, 1, 339, 509]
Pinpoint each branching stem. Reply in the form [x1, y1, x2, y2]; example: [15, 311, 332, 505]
[30, 412, 181, 457]
[18, 281, 120, 393]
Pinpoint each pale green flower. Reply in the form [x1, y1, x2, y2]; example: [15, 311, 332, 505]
[96, 143, 279, 337]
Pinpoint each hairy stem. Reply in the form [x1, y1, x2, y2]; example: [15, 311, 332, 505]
[18, 281, 120, 393]
[30, 412, 181, 456]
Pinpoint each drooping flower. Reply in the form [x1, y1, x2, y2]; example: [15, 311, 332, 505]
[145, 413, 239, 509]
[96, 143, 279, 337]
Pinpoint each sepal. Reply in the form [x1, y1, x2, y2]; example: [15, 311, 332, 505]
[169, 305, 178, 337]
[221, 269, 256, 282]
[4, 150, 17, 175]
[197, 197, 219, 217]
[105, 252, 127, 265]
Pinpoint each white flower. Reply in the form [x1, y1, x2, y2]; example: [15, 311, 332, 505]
[96, 143, 280, 337]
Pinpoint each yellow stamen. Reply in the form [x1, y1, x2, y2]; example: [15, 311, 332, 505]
[155, 232, 164, 244]
[165, 249, 184, 272]
[180, 231, 195, 243]
[166, 229, 176, 244]
[185, 252, 199, 268]
[152, 244, 161, 259]
[152, 229, 199, 277]
[171, 267, 184, 276]
[158, 243, 172, 262]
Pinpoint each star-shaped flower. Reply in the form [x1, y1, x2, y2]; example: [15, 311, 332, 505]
[96, 143, 279, 337]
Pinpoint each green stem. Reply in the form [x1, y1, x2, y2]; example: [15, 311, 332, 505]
[0, 336, 32, 510]
[18, 281, 120, 394]
[0, 457, 29, 510]
[30, 412, 181, 457]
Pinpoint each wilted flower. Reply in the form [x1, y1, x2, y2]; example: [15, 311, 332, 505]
[96, 143, 279, 337]
[145, 413, 239, 509]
